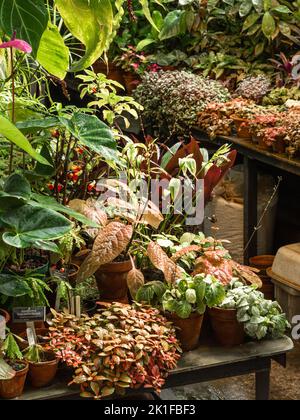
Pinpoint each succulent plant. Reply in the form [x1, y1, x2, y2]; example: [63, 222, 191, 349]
[235, 75, 271, 103]
[134, 70, 231, 137]
[47, 304, 181, 399]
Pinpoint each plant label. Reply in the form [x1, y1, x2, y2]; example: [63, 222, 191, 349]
[0, 315, 5, 340]
[12, 307, 46, 323]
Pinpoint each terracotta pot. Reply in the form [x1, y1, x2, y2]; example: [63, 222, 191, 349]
[123, 72, 141, 94]
[166, 312, 204, 352]
[249, 255, 275, 275]
[272, 136, 286, 154]
[232, 116, 252, 139]
[8, 320, 46, 336]
[0, 361, 28, 399]
[208, 307, 245, 347]
[0, 308, 10, 323]
[28, 352, 59, 388]
[257, 134, 272, 151]
[95, 259, 132, 302]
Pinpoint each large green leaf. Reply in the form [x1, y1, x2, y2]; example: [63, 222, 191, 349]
[139, 0, 159, 31]
[55, 0, 114, 72]
[37, 23, 69, 79]
[0, 115, 50, 165]
[0, 0, 48, 57]
[60, 113, 119, 162]
[1, 204, 72, 248]
[262, 11, 276, 39]
[159, 10, 185, 41]
[3, 173, 31, 199]
[16, 117, 60, 133]
[0, 274, 32, 297]
[30, 193, 100, 228]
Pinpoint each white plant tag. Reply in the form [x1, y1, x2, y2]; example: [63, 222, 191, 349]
[0, 315, 6, 340]
[26, 324, 37, 346]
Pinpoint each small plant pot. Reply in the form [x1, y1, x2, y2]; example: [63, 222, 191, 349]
[232, 116, 252, 139]
[0, 308, 10, 323]
[67, 263, 80, 287]
[208, 307, 245, 347]
[28, 352, 59, 388]
[123, 72, 141, 94]
[249, 255, 275, 275]
[0, 360, 28, 399]
[95, 259, 132, 302]
[166, 312, 204, 352]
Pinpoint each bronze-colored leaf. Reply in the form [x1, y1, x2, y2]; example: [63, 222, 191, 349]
[147, 242, 182, 284]
[171, 245, 203, 262]
[127, 256, 145, 299]
[69, 198, 108, 238]
[76, 222, 133, 283]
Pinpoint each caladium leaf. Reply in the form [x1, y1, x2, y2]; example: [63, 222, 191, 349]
[55, 0, 114, 72]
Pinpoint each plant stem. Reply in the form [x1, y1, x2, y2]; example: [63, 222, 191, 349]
[9, 47, 15, 175]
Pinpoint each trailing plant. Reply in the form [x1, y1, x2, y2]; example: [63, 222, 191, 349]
[47, 303, 182, 399]
[218, 279, 290, 340]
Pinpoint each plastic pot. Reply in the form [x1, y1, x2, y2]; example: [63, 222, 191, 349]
[95, 259, 132, 303]
[208, 307, 245, 347]
[0, 361, 28, 399]
[28, 352, 58, 388]
[166, 312, 204, 352]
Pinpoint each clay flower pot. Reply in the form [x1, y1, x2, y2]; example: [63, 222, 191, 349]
[249, 255, 275, 274]
[95, 259, 132, 303]
[123, 72, 141, 94]
[208, 307, 245, 347]
[28, 352, 58, 388]
[18, 328, 50, 351]
[166, 312, 204, 352]
[0, 360, 28, 399]
[0, 308, 10, 323]
[231, 115, 252, 139]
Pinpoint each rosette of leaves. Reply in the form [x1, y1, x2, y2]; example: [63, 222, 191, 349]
[47, 304, 181, 399]
[235, 75, 271, 102]
[219, 280, 290, 340]
[134, 70, 230, 137]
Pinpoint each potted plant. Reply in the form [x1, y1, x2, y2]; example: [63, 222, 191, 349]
[136, 242, 225, 351]
[209, 280, 290, 346]
[248, 114, 281, 148]
[260, 126, 287, 154]
[0, 329, 28, 399]
[23, 343, 58, 388]
[47, 304, 181, 399]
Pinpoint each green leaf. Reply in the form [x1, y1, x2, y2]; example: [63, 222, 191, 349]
[37, 23, 69, 79]
[175, 300, 192, 319]
[272, 6, 292, 14]
[262, 11, 276, 39]
[239, 0, 253, 17]
[34, 145, 55, 177]
[136, 38, 156, 51]
[16, 117, 60, 132]
[1, 204, 72, 247]
[55, 0, 114, 72]
[0, 358, 15, 380]
[0, 274, 32, 297]
[30, 193, 99, 227]
[139, 0, 159, 31]
[0, 115, 50, 165]
[252, 0, 263, 13]
[242, 12, 260, 31]
[159, 10, 185, 41]
[60, 113, 119, 162]
[4, 173, 31, 199]
[0, 0, 48, 57]
[255, 41, 265, 56]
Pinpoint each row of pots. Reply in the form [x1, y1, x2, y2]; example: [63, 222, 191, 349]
[0, 353, 58, 399]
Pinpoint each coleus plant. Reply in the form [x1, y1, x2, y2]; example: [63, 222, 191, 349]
[47, 303, 182, 399]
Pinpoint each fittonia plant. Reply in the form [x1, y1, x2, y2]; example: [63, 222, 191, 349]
[219, 280, 290, 340]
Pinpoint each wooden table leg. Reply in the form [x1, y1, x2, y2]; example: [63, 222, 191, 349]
[244, 156, 258, 264]
[255, 368, 271, 400]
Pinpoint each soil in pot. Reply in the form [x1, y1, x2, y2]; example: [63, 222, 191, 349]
[166, 312, 204, 352]
[28, 352, 58, 388]
[208, 307, 245, 347]
[95, 257, 132, 303]
[4, 255, 49, 277]
[0, 360, 28, 399]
